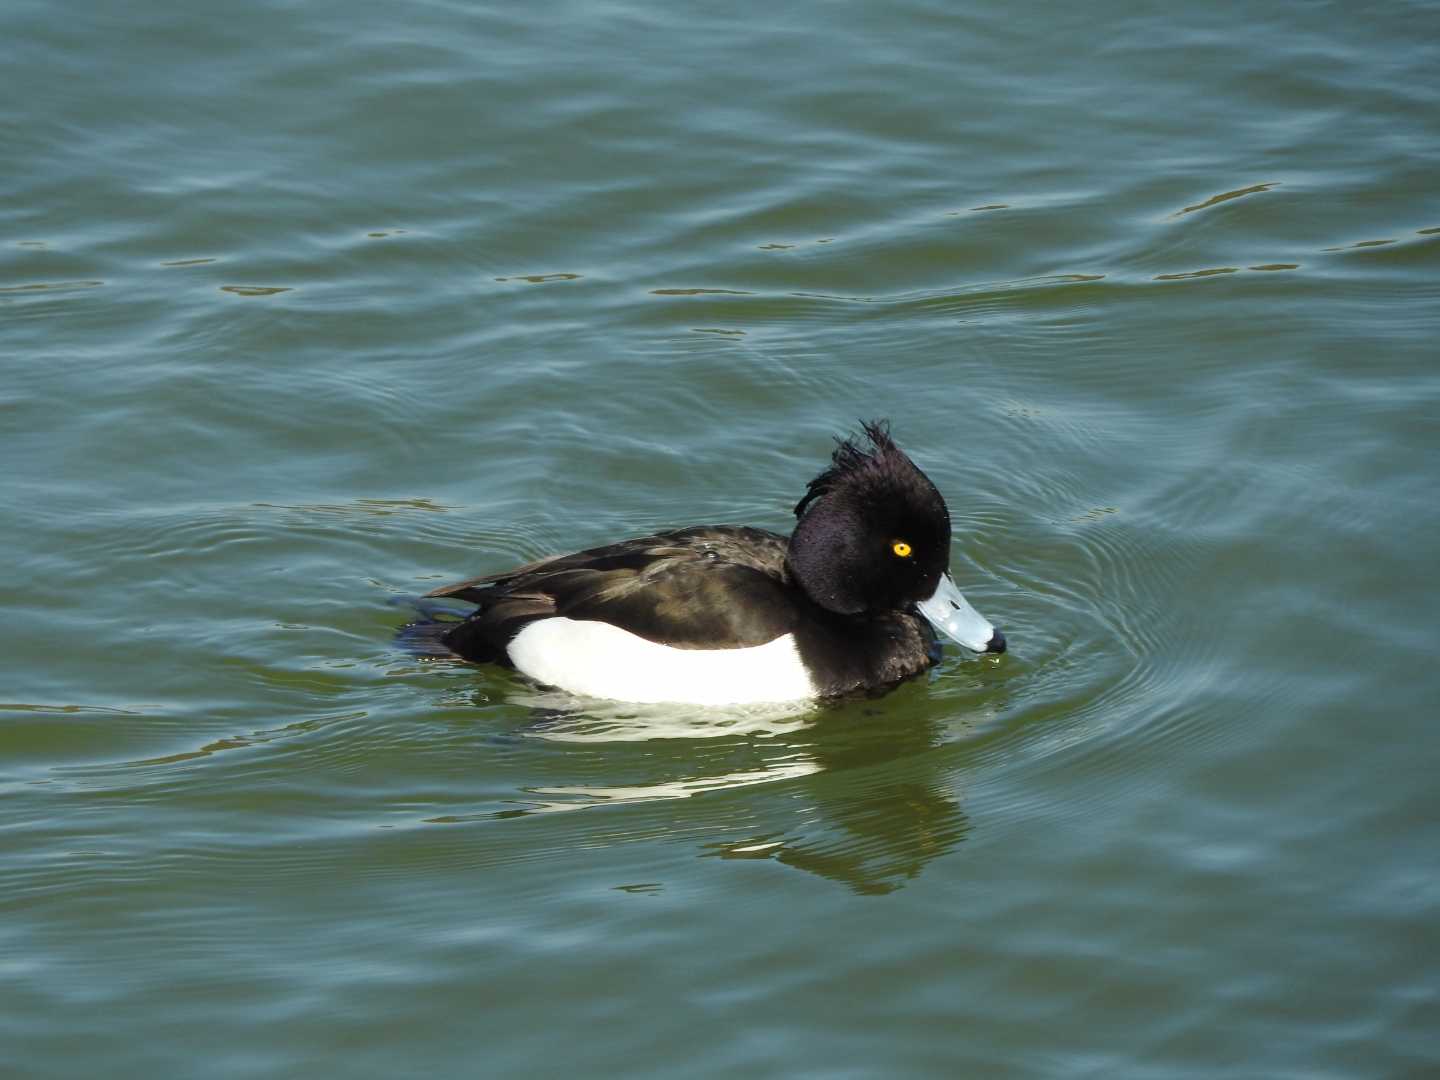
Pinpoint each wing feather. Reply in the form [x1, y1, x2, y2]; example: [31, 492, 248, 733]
[430, 526, 800, 657]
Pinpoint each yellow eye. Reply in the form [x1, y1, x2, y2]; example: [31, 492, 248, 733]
[892, 540, 912, 558]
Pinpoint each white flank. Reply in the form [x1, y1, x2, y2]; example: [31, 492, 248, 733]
[506, 618, 816, 705]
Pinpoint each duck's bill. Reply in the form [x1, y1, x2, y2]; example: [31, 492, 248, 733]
[917, 574, 1007, 654]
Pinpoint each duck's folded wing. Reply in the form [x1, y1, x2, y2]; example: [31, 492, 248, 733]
[556, 559, 800, 648]
[424, 529, 726, 603]
[428, 527, 799, 651]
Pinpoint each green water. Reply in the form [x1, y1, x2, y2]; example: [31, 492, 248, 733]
[4, 0, 1439, 1075]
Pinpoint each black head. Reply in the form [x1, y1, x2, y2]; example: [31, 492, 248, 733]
[787, 420, 952, 615]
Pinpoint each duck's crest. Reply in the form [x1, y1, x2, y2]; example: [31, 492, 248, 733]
[793, 418, 901, 518]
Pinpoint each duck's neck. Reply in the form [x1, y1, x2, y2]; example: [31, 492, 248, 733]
[790, 607, 937, 696]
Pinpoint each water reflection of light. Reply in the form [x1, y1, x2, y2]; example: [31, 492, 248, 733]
[527, 757, 822, 812]
[504, 688, 819, 744]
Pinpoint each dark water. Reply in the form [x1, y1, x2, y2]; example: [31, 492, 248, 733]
[4, 0, 1439, 1075]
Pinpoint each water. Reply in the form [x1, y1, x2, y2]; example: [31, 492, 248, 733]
[4, 0, 1439, 1075]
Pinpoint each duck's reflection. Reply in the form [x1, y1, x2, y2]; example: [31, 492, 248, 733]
[702, 761, 968, 895]
[701, 776, 965, 896]
[496, 686, 986, 895]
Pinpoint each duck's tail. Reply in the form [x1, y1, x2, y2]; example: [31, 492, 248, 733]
[391, 596, 466, 658]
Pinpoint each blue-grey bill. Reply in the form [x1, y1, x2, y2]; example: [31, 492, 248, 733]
[917, 574, 996, 653]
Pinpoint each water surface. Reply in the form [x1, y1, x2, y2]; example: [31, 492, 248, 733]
[4, 0, 1439, 1075]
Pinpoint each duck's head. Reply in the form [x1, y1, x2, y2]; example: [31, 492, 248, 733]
[787, 420, 1005, 655]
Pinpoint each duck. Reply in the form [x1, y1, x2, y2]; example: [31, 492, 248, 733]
[422, 421, 1005, 705]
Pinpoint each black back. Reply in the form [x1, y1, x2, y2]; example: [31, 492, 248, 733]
[429, 526, 803, 662]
